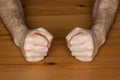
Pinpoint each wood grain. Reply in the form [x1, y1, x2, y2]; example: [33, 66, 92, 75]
[0, 0, 120, 80]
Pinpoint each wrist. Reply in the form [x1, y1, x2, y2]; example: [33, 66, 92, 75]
[13, 27, 29, 47]
[91, 24, 106, 46]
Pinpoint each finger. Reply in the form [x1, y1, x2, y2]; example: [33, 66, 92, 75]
[35, 27, 53, 42]
[26, 33, 48, 47]
[26, 57, 44, 62]
[75, 57, 93, 62]
[25, 52, 47, 58]
[71, 51, 93, 57]
[70, 33, 92, 45]
[33, 34, 48, 46]
[24, 46, 48, 53]
[70, 45, 93, 52]
[66, 27, 81, 42]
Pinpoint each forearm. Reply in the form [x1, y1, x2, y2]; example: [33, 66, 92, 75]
[93, 0, 119, 26]
[0, 0, 28, 37]
[92, 0, 119, 37]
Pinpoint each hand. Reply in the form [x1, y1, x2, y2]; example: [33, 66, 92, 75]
[66, 27, 99, 62]
[19, 27, 53, 62]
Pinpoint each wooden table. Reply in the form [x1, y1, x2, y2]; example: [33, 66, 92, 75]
[0, 0, 120, 80]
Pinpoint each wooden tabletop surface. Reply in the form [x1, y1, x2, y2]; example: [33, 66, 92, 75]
[0, 0, 120, 80]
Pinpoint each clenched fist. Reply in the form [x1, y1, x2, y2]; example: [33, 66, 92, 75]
[66, 27, 102, 62]
[17, 28, 53, 62]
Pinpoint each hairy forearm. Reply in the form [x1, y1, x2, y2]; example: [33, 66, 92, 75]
[92, 0, 119, 34]
[0, 0, 28, 36]
[93, 0, 119, 24]
[0, 0, 28, 46]
[91, 0, 119, 45]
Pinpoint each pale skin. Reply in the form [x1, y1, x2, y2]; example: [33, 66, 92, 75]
[66, 0, 119, 62]
[0, 0, 119, 62]
[0, 0, 53, 62]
